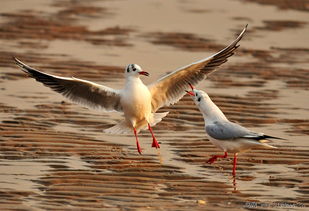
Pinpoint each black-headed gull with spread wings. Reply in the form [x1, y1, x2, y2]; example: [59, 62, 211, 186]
[14, 25, 247, 155]
[186, 84, 284, 176]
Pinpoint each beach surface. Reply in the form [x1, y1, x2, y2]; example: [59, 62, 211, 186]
[0, 0, 308, 210]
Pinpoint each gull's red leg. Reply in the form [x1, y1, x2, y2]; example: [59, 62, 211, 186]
[232, 153, 238, 176]
[148, 123, 160, 148]
[232, 176, 237, 191]
[133, 128, 142, 155]
[207, 152, 228, 164]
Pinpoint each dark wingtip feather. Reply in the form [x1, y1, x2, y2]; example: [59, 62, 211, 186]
[241, 24, 248, 35]
[248, 134, 286, 141]
[13, 57, 23, 68]
[13, 57, 32, 74]
[12, 56, 19, 62]
[262, 135, 286, 140]
[13, 57, 25, 67]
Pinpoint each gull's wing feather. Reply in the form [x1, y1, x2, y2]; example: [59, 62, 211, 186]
[206, 121, 284, 141]
[206, 121, 253, 140]
[149, 25, 247, 112]
[14, 57, 122, 112]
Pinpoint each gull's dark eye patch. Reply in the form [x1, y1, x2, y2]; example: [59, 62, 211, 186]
[197, 97, 201, 102]
[133, 68, 136, 71]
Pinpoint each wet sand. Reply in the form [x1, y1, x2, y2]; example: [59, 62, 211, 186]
[0, 0, 308, 210]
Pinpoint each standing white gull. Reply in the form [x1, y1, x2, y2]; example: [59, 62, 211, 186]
[14, 25, 247, 155]
[186, 84, 283, 176]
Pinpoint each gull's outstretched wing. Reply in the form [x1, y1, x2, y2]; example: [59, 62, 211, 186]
[14, 57, 122, 112]
[149, 25, 247, 112]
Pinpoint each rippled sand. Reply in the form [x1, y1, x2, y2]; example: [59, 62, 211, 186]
[0, 0, 308, 210]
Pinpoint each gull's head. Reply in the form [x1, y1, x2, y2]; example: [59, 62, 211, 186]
[186, 83, 226, 121]
[186, 83, 210, 107]
[125, 64, 149, 78]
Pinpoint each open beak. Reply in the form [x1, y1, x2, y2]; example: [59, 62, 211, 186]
[186, 83, 195, 96]
[139, 71, 150, 76]
[186, 90, 195, 96]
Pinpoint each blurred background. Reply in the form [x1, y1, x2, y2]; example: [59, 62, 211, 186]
[0, 0, 308, 210]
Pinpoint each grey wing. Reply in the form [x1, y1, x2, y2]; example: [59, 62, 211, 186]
[14, 57, 122, 112]
[148, 25, 247, 112]
[206, 121, 254, 140]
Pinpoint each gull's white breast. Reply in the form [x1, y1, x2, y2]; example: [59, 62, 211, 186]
[121, 78, 152, 128]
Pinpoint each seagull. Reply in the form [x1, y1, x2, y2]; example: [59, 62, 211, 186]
[14, 25, 247, 155]
[186, 84, 284, 176]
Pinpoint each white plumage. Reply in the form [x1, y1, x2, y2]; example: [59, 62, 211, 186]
[187, 86, 283, 176]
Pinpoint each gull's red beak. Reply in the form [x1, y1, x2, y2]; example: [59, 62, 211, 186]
[186, 90, 195, 96]
[186, 83, 195, 96]
[139, 71, 149, 76]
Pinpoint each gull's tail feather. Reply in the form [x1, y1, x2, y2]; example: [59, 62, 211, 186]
[103, 112, 169, 134]
[258, 140, 277, 149]
[149, 112, 169, 127]
[104, 121, 132, 135]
